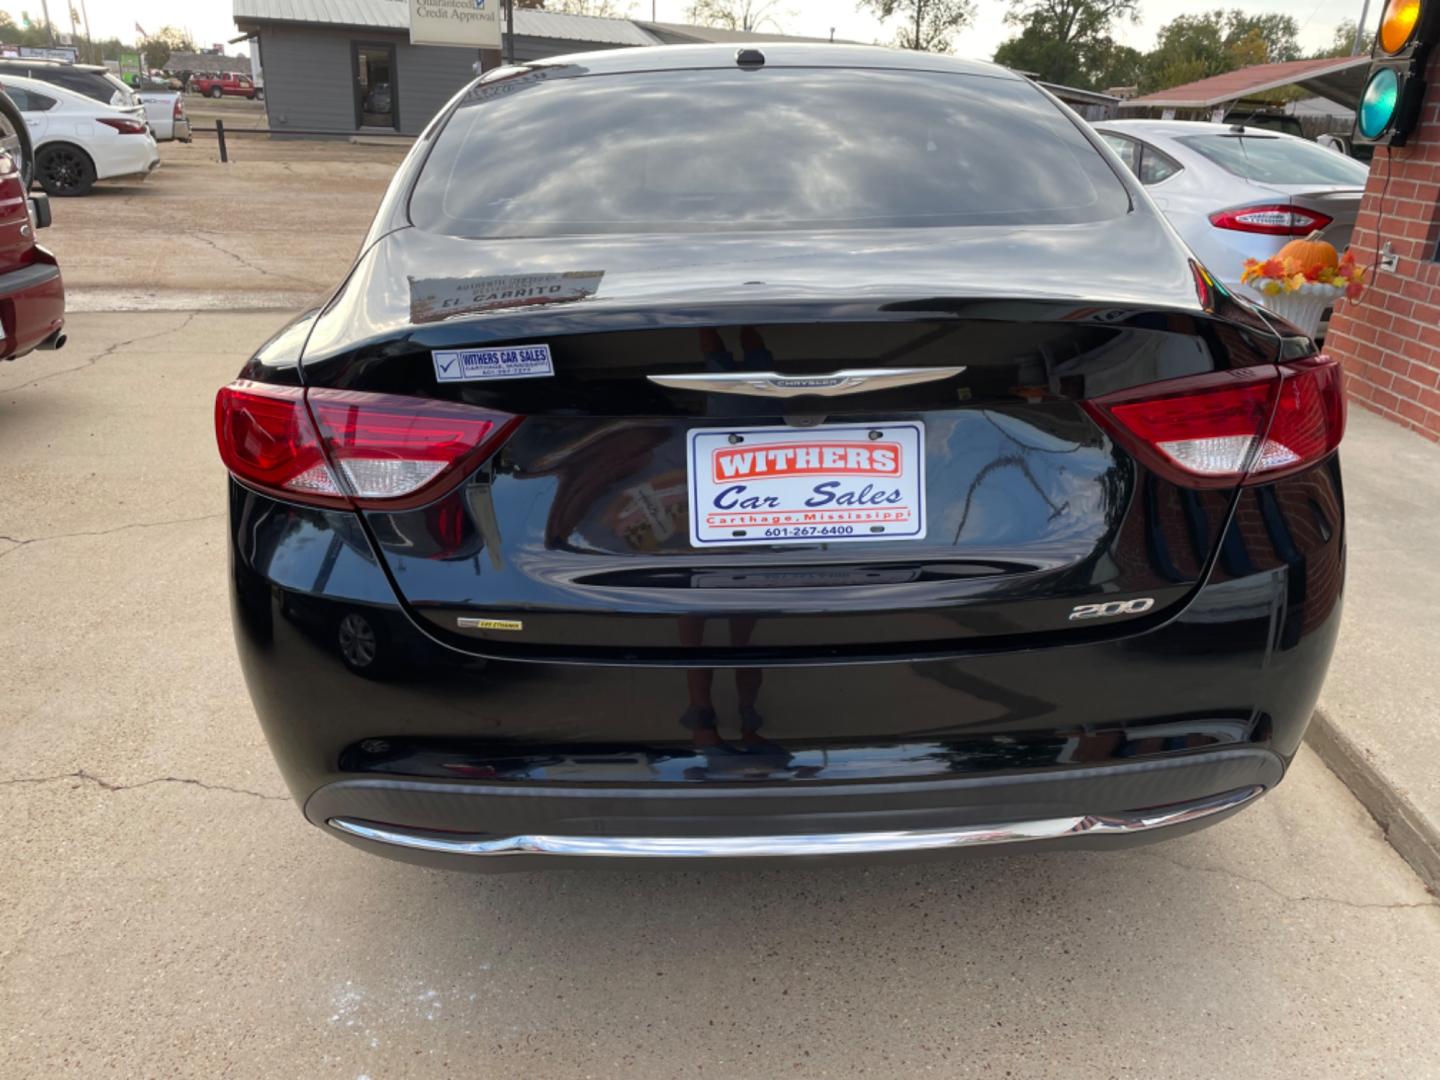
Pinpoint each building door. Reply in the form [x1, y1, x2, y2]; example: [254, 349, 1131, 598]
[352, 42, 398, 131]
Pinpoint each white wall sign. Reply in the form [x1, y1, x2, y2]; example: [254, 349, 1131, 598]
[410, 0, 502, 49]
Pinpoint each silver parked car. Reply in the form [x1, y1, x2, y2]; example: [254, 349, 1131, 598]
[1092, 120, 1370, 309]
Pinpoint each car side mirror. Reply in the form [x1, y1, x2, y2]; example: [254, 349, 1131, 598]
[29, 192, 50, 229]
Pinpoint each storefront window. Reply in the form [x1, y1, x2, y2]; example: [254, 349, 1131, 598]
[353, 43, 396, 130]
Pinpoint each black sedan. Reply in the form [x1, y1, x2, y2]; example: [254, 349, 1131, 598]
[216, 45, 1346, 870]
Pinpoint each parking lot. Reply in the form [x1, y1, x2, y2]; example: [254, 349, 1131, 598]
[3, 138, 1440, 1078]
[45, 130, 407, 311]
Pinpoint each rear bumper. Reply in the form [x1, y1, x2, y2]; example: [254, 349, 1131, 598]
[312, 754, 1276, 871]
[0, 256, 63, 361]
[230, 453, 1344, 870]
[97, 139, 161, 182]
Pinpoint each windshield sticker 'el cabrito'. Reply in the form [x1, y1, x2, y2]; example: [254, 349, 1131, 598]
[409, 271, 604, 324]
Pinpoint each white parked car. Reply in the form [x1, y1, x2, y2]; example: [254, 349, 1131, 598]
[1091, 120, 1370, 305]
[136, 90, 193, 143]
[0, 74, 159, 196]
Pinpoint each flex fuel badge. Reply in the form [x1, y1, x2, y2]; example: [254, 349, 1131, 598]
[433, 344, 553, 382]
[456, 617, 524, 631]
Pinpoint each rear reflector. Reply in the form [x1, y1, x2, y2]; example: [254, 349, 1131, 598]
[1084, 357, 1344, 488]
[1208, 204, 1333, 237]
[215, 381, 520, 509]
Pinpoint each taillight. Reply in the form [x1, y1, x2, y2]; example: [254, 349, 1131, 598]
[1084, 358, 1345, 488]
[215, 381, 520, 509]
[1208, 204, 1334, 237]
[97, 117, 147, 135]
[173, 99, 184, 119]
[1264, 357, 1347, 478]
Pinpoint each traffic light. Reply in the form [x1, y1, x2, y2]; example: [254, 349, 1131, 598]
[1354, 0, 1440, 147]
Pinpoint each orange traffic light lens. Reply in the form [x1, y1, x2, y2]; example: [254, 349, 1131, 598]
[1380, 0, 1421, 54]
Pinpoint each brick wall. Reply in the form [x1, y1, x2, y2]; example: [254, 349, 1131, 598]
[1324, 50, 1440, 442]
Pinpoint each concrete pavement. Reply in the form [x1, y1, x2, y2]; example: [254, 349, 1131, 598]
[1309, 406, 1440, 892]
[2, 313, 1438, 1079]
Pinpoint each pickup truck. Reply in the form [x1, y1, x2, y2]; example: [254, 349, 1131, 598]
[191, 73, 262, 101]
[0, 89, 66, 360]
[136, 90, 192, 143]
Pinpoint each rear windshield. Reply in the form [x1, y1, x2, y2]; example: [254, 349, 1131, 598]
[1176, 134, 1370, 186]
[410, 67, 1130, 238]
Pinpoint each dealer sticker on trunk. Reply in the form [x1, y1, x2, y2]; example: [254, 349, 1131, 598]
[687, 423, 926, 547]
[432, 344, 553, 383]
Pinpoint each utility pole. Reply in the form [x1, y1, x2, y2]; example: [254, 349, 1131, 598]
[503, 0, 515, 64]
[38, 0, 57, 45]
[1352, 0, 1371, 54]
[79, 0, 94, 62]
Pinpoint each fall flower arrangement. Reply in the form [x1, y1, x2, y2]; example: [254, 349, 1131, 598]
[1240, 232, 1366, 301]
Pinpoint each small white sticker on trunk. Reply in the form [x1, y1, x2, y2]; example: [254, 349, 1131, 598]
[433, 345, 553, 382]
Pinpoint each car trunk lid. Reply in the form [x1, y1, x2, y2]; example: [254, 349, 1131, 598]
[296, 220, 1281, 659]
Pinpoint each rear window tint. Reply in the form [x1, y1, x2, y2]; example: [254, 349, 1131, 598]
[1176, 134, 1370, 186]
[411, 67, 1130, 238]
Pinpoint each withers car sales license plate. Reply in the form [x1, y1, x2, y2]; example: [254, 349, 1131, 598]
[687, 423, 926, 547]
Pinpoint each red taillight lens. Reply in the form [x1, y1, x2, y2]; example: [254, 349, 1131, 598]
[1208, 204, 1334, 237]
[1084, 358, 1344, 488]
[215, 382, 520, 509]
[215, 382, 346, 505]
[1263, 357, 1346, 479]
[97, 117, 147, 135]
[307, 389, 519, 507]
[173, 99, 184, 119]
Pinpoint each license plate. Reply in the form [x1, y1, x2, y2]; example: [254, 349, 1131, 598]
[687, 422, 926, 547]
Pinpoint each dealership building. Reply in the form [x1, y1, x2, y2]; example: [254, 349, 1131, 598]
[230, 0, 850, 136]
[232, 0, 1117, 135]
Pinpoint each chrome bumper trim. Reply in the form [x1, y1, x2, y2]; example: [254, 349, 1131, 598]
[328, 785, 1264, 859]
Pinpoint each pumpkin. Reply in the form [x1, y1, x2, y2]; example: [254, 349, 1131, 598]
[1277, 231, 1338, 274]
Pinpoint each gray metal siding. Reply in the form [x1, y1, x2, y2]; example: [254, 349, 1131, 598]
[259, 25, 368, 133]
[389, 39, 477, 134]
[255, 24, 630, 135]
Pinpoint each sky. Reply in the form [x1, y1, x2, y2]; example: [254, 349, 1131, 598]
[6, 0, 1372, 63]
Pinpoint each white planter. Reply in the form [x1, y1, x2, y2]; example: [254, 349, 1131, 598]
[1257, 283, 1347, 339]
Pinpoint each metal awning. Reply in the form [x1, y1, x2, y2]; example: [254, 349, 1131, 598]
[1120, 56, 1371, 112]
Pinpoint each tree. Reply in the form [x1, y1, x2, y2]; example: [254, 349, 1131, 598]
[992, 0, 1138, 88]
[542, 0, 634, 14]
[1223, 12, 1300, 63]
[860, 0, 976, 53]
[1314, 19, 1373, 58]
[1, 11, 60, 47]
[141, 26, 196, 70]
[1004, 0, 1137, 48]
[685, 0, 786, 32]
[1088, 40, 1143, 90]
[1139, 10, 1298, 94]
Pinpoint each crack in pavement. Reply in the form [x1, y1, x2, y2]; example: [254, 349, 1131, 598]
[0, 769, 288, 801]
[0, 512, 223, 563]
[191, 231, 309, 286]
[1, 311, 201, 393]
[1137, 849, 1439, 912]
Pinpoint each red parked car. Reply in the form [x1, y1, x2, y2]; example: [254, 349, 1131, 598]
[191, 73, 262, 100]
[0, 87, 65, 360]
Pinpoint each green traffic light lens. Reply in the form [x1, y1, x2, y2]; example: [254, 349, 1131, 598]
[1359, 68, 1400, 138]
